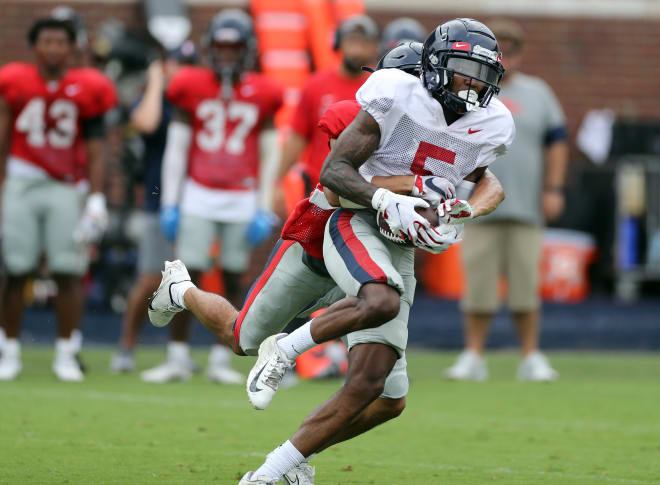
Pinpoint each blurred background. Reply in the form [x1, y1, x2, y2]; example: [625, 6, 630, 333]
[1, 0, 659, 354]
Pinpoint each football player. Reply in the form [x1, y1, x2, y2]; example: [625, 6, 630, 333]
[0, 16, 116, 381]
[148, 40, 504, 484]
[235, 18, 514, 483]
[139, 9, 283, 384]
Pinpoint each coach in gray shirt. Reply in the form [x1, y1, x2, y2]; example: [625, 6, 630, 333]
[445, 19, 569, 382]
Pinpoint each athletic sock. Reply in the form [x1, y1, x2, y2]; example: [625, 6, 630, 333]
[167, 341, 190, 363]
[170, 280, 195, 309]
[208, 344, 231, 367]
[254, 440, 305, 479]
[277, 321, 316, 360]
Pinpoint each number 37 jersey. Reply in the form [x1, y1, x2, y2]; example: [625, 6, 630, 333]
[166, 67, 283, 191]
[356, 69, 515, 186]
[0, 62, 117, 182]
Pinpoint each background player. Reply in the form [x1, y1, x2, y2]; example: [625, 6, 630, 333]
[140, 10, 283, 384]
[237, 18, 514, 483]
[110, 43, 198, 373]
[0, 16, 116, 381]
[277, 14, 379, 195]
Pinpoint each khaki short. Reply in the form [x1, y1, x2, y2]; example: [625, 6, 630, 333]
[2, 176, 87, 276]
[176, 213, 251, 273]
[461, 221, 543, 313]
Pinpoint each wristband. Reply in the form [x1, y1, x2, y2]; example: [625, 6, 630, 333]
[543, 185, 564, 194]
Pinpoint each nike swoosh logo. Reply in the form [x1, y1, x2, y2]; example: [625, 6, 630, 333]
[283, 474, 299, 485]
[424, 178, 448, 199]
[468, 128, 482, 134]
[249, 364, 267, 392]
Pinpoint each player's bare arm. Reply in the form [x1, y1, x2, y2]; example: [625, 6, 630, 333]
[319, 110, 380, 206]
[464, 166, 505, 218]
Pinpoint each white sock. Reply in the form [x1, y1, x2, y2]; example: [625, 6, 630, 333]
[277, 321, 317, 360]
[208, 344, 231, 367]
[254, 440, 305, 479]
[170, 280, 195, 309]
[2, 338, 20, 358]
[167, 341, 190, 362]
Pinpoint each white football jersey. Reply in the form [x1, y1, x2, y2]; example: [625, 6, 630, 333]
[356, 68, 515, 187]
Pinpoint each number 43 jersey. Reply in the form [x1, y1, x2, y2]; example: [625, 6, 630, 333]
[356, 68, 515, 186]
[0, 62, 117, 183]
[166, 66, 283, 192]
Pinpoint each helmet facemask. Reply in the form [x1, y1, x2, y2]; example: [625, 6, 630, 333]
[423, 46, 504, 115]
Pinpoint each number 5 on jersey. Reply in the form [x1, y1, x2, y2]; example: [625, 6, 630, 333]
[411, 141, 456, 175]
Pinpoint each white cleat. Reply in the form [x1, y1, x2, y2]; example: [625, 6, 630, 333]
[517, 351, 559, 382]
[110, 349, 135, 373]
[53, 339, 84, 382]
[207, 364, 244, 384]
[0, 339, 22, 380]
[148, 260, 192, 327]
[140, 359, 192, 383]
[247, 334, 293, 410]
[282, 463, 315, 485]
[444, 349, 488, 381]
[237, 471, 278, 484]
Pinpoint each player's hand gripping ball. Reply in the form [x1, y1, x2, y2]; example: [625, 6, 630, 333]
[377, 206, 439, 247]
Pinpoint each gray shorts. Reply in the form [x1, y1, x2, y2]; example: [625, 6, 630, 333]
[235, 240, 340, 355]
[176, 213, 251, 273]
[137, 212, 174, 275]
[236, 237, 408, 398]
[2, 176, 87, 276]
[323, 209, 416, 358]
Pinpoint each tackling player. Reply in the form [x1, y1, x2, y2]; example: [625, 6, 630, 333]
[237, 18, 514, 483]
[0, 17, 116, 381]
[139, 10, 283, 384]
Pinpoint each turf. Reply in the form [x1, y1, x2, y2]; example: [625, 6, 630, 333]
[1, 347, 660, 485]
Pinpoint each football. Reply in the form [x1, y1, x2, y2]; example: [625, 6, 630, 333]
[377, 206, 440, 246]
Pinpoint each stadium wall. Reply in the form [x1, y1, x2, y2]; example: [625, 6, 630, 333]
[2, 1, 660, 149]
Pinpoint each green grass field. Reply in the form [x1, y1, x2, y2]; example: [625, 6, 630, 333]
[1, 347, 660, 485]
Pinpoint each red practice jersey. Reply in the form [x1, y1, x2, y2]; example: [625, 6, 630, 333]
[281, 100, 361, 259]
[290, 69, 369, 186]
[166, 67, 283, 191]
[0, 62, 116, 182]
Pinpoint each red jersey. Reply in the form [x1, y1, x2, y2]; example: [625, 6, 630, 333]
[166, 67, 283, 191]
[281, 100, 361, 259]
[290, 69, 369, 186]
[0, 62, 116, 182]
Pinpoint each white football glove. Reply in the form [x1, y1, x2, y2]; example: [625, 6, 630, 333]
[371, 188, 430, 244]
[437, 199, 474, 225]
[411, 175, 456, 209]
[74, 192, 108, 244]
[414, 223, 463, 254]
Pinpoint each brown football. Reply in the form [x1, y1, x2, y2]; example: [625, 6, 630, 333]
[376, 206, 439, 246]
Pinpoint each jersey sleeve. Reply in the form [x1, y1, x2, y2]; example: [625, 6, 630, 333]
[166, 67, 198, 113]
[78, 69, 117, 119]
[317, 100, 361, 141]
[355, 69, 400, 126]
[476, 102, 516, 168]
[538, 79, 568, 145]
[289, 80, 315, 138]
[355, 69, 414, 143]
[263, 79, 284, 118]
[0, 63, 29, 110]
